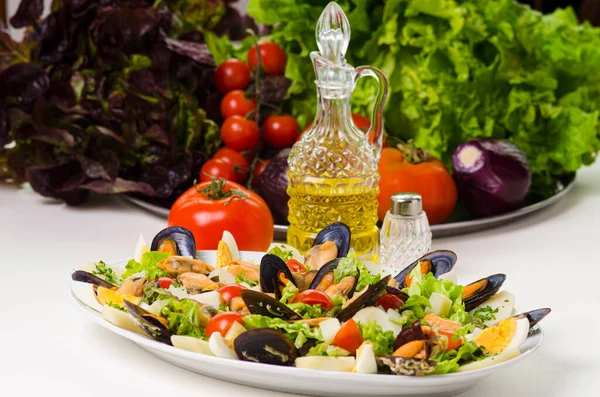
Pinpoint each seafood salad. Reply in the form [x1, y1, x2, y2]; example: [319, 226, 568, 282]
[71, 222, 549, 376]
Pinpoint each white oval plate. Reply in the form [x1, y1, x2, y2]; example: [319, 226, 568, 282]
[70, 251, 544, 397]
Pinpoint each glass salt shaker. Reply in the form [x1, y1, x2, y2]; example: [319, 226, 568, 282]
[379, 192, 432, 268]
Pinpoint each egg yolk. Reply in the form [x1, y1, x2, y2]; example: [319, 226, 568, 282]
[474, 318, 517, 354]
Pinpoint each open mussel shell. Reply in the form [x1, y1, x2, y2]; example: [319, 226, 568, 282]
[313, 222, 351, 258]
[336, 275, 390, 322]
[260, 254, 297, 299]
[377, 356, 436, 376]
[234, 328, 298, 366]
[150, 226, 196, 258]
[240, 290, 301, 320]
[394, 250, 457, 288]
[124, 300, 172, 345]
[308, 259, 358, 298]
[515, 308, 551, 328]
[463, 273, 506, 311]
[71, 270, 117, 289]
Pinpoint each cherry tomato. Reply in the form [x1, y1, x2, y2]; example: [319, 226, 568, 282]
[438, 329, 463, 350]
[213, 147, 249, 183]
[247, 42, 286, 75]
[199, 159, 236, 183]
[221, 116, 260, 152]
[292, 290, 334, 309]
[169, 179, 274, 251]
[218, 284, 248, 304]
[206, 312, 244, 338]
[352, 113, 371, 131]
[285, 259, 305, 273]
[214, 59, 250, 94]
[221, 90, 256, 119]
[378, 159, 457, 225]
[376, 293, 405, 311]
[378, 147, 404, 172]
[157, 277, 175, 289]
[332, 319, 364, 354]
[251, 159, 270, 189]
[262, 114, 299, 149]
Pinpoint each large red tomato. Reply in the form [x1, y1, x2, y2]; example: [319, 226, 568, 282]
[378, 158, 457, 225]
[169, 179, 274, 251]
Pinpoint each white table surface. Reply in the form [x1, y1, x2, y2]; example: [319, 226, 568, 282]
[1, 162, 600, 397]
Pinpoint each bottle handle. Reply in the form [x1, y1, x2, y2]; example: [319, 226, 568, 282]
[354, 65, 389, 157]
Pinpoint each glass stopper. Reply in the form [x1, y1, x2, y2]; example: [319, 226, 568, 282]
[315, 2, 350, 64]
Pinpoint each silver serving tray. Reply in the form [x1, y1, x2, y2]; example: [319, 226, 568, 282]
[122, 176, 575, 241]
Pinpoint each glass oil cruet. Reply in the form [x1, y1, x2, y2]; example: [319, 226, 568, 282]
[287, 2, 389, 259]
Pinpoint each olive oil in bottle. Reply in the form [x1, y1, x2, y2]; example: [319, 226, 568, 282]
[286, 2, 388, 260]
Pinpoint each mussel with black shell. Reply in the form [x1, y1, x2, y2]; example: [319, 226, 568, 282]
[151, 226, 196, 258]
[260, 254, 298, 300]
[71, 270, 117, 290]
[336, 275, 390, 322]
[124, 300, 172, 345]
[377, 356, 436, 376]
[305, 223, 351, 271]
[308, 258, 358, 300]
[240, 290, 301, 320]
[234, 328, 298, 366]
[462, 274, 506, 311]
[393, 250, 457, 288]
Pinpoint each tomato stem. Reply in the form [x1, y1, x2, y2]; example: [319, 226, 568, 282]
[396, 139, 433, 164]
[194, 176, 248, 205]
[245, 29, 265, 191]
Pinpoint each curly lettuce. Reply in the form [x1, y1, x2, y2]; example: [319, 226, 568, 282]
[249, 0, 600, 195]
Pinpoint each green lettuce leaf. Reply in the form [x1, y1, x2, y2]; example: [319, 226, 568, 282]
[279, 282, 299, 304]
[306, 343, 351, 357]
[235, 273, 258, 287]
[428, 341, 487, 375]
[249, 0, 600, 195]
[122, 251, 170, 280]
[267, 245, 295, 262]
[357, 321, 395, 356]
[142, 284, 175, 305]
[160, 298, 206, 339]
[243, 315, 323, 349]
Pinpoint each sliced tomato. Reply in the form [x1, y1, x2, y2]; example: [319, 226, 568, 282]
[206, 312, 244, 338]
[157, 277, 175, 289]
[292, 290, 334, 309]
[376, 293, 404, 311]
[218, 284, 248, 304]
[439, 329, 463, 351]
[285, 259, 305, 273]
[332, 319, 364, 354]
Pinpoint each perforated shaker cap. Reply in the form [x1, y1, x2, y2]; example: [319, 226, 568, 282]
[390, 192, 423, 216]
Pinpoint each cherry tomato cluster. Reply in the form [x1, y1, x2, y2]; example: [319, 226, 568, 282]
[201, 42, 300, 186]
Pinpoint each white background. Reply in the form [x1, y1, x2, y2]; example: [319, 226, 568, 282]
[2, 0, 600, 396]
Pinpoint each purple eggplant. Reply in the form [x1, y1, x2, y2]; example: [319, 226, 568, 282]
[452, 139, 531, 218]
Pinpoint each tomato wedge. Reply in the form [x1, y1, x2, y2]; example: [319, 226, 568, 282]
[206, 312, 244, 338]
[439, 329, 463, 351]
[285, 259, 305, 273]
[157, 277, 175, 289]
[332, 319, 363, 354]
[376, 293, 405, 311]
[218, 284, 247, 304]
[291, 290, 334, 309]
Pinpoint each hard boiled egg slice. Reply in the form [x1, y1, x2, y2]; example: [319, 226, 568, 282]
[71, 281, 103, 312]
[474, 317, 529, 355]
[101, 305, 146, 336]
[222, 231, 240, 260]
[171, 335, 214, 356]
[208, 332, 239, 359]
[471, 290, 515, 327]
[295, 357, 356, 372]
[134, 234, 149, 263]
[438, 270, 458, 284]
[352, 307, 402, 336]
[319, 318, 341, 344]
[96, 286, 141, 307]
[354, 341, 377, 374]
